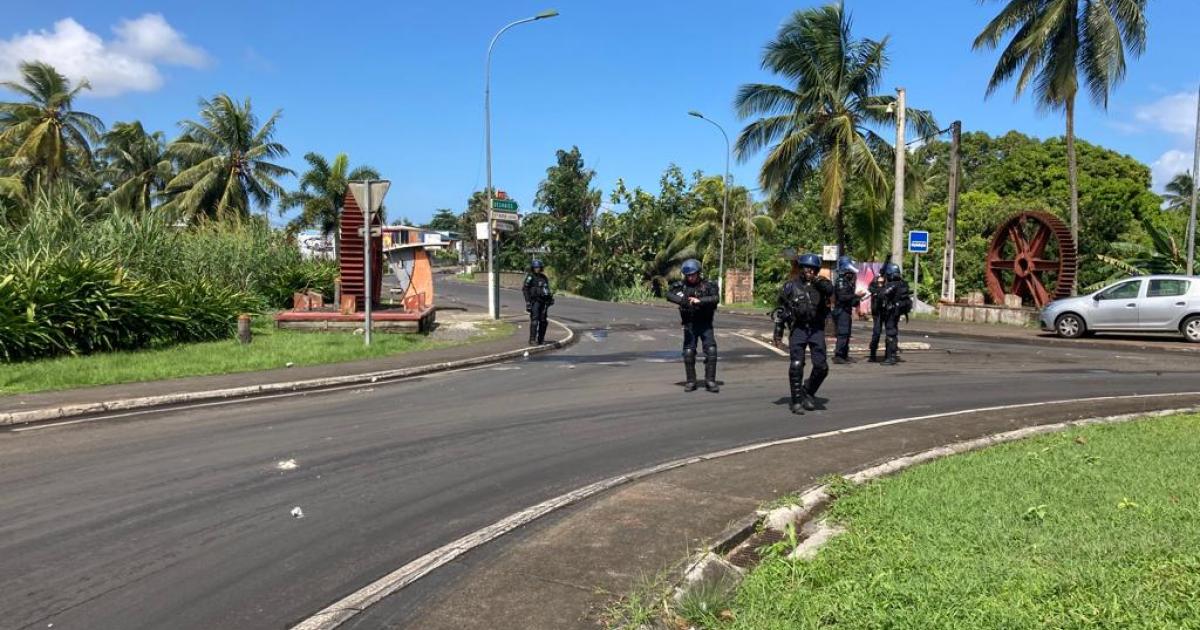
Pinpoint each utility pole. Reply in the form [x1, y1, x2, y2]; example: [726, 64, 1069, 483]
[890, 88, 907, 268]
[1188, 83, 1199, 275]
[483, 10, 559, 319]
[941, 120, 961, 302]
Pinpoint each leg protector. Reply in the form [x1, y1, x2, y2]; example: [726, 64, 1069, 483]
[703, 345, 719, 392]
[683, 348, 698, 390]
[788, 359, 806, 414]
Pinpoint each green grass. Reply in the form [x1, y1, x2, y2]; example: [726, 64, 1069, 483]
[723, 301, 772, 312]
[0, 316, 513, 396]
[717, 414, 1200, 630]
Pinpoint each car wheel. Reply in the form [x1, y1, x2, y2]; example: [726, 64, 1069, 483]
[1182, 316, 1200, 343]
[1055, 313, 1085, 339]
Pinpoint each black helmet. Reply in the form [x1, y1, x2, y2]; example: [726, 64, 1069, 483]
[882, 262, 901, 279]
[796, 253, 822, 270]
[680, 259, 701, 276]
[531, 259, 544, 271]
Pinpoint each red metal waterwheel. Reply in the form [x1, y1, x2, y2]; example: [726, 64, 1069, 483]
[984, 210, 1077, 307]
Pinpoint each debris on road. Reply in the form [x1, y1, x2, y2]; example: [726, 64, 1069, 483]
[277, 459, 298, 471]
[291, 506, 304, 519]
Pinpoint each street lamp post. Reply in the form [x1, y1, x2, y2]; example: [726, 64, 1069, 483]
[484, 9, 559, 320]
[688, 111, 730, 303]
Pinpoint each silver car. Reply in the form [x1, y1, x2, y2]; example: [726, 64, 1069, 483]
[1040, 275, 1200, 342]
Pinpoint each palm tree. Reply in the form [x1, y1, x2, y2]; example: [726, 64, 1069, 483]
[162, 94, 293, 221]
[734, 3, 937, 251]
[98, 121, 173, 213]
[974, 0, 1148, 293]
[0, 61, 103, 185]
[1162, 172, 1193, 212]
[279, 152, 379, 255]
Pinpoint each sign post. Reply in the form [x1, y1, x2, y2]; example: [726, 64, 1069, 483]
[908, 230, 929, 289]
[348, 179, 391, 346]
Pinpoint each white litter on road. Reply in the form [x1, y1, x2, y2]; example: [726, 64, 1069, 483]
[291, 506, 304, 519]
[277, 459, 298, 471]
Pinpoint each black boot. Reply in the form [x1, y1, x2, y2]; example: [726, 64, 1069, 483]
[882, 338, 899, 365]
[683, 350, 698, 391]
[536, 320, 547, 344]
[788, 361, 805, 414]
[868, 342, 879, 363]
[528, 325, 538, 346]
[704, 354, 719, 393]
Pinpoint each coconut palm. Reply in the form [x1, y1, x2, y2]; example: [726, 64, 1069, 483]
[98, 121, 173, 213]
[734, 3, 937, 251]
[0, 61, 104, 185]
[1162, 171, 1193, 212]
[974, 0, 1148, 293]
[279, 152, 379, 256]
[162, 94, 293, 221]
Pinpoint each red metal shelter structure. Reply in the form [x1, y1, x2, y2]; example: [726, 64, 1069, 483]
[339, 191, 383, 310]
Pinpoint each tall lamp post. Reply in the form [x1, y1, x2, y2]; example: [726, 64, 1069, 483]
[688, 110, 730, 303]
[484, 9, 559, 319]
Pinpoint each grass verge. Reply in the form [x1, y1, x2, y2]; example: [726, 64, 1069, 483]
[0, 316, 513, 396]
[713, 413, 1200, 629]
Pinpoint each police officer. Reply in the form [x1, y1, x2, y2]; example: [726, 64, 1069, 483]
[666, 259, 719, 392]
[522, 259, 554, 345]
[867, 273, 887, 362]
[831, 255, 864, 364]
[773, 253, 834, 414]
[876, 262, 912, 366]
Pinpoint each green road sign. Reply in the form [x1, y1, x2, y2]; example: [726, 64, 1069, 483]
[491, 198, 518, 211]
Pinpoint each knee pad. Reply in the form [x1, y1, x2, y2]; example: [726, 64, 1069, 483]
[789, 359, 805, 377]
[683, 348, 697, 360]
[703, 345, 718, 359]
[812, 363, 829, 379]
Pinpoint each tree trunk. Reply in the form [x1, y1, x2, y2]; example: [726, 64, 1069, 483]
[835, 204, 846, 255]
[1065, 97, 1080, 296]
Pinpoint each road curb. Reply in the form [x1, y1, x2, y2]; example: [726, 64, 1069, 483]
[671, 405, 1200, 609]
[0, 319, 576, 427]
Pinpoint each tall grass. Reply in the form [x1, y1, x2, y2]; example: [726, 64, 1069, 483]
[0, 187, 336, 362]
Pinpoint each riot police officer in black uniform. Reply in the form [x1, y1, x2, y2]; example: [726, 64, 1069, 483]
[522, 259, 554, 345]
[666, 259, 720, 392]
[831, 255, 863, 364]
[867, 273, 887, 362]
[875, 262, 912, 366]
[773, 253, 834, 414]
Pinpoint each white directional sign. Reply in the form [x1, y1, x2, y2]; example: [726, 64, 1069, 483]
[476, 221, 490, 240]
[492, 211, 520, 223]
[492, 221, 517, 233]
[356, 226, 382, 237]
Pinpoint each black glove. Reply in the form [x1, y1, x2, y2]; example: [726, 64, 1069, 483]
[525, 303, 532, 313]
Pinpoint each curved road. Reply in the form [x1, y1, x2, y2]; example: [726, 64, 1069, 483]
[2, 278, 1197, 629]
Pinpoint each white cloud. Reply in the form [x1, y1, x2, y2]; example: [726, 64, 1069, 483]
[1151, 149, 1193, 191]
[1135, 91, 1198, 138]
[0, 14, 209, 97]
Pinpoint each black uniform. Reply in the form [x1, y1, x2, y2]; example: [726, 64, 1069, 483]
[867, 276, 887, 362]
[773, 275, 834, 411]
[876, 277, 912, 365]
[666, 278, 719, 391]
[831, 271, 861, 360]
[522, 271, 554, 344]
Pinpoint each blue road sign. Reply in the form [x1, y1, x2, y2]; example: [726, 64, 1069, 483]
[908, 230, 930, 254]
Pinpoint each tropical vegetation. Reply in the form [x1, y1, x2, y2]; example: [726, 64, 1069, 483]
[0, 61, 358, 364]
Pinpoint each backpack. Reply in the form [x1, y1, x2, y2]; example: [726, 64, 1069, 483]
[785, 281, 820, 324]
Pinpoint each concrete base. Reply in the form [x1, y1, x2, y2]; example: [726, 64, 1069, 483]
[938, 302, 1036, 327]
[274, 306, 436, 333]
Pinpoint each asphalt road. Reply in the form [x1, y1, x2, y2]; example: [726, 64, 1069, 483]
[2, 278, 1198, 630]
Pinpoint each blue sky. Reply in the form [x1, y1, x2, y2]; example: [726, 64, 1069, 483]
[3, 1, 1198, 226]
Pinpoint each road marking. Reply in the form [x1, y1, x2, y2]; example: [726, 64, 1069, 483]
[288, 390, 1200, 630]
[732, 332, 787, 357]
